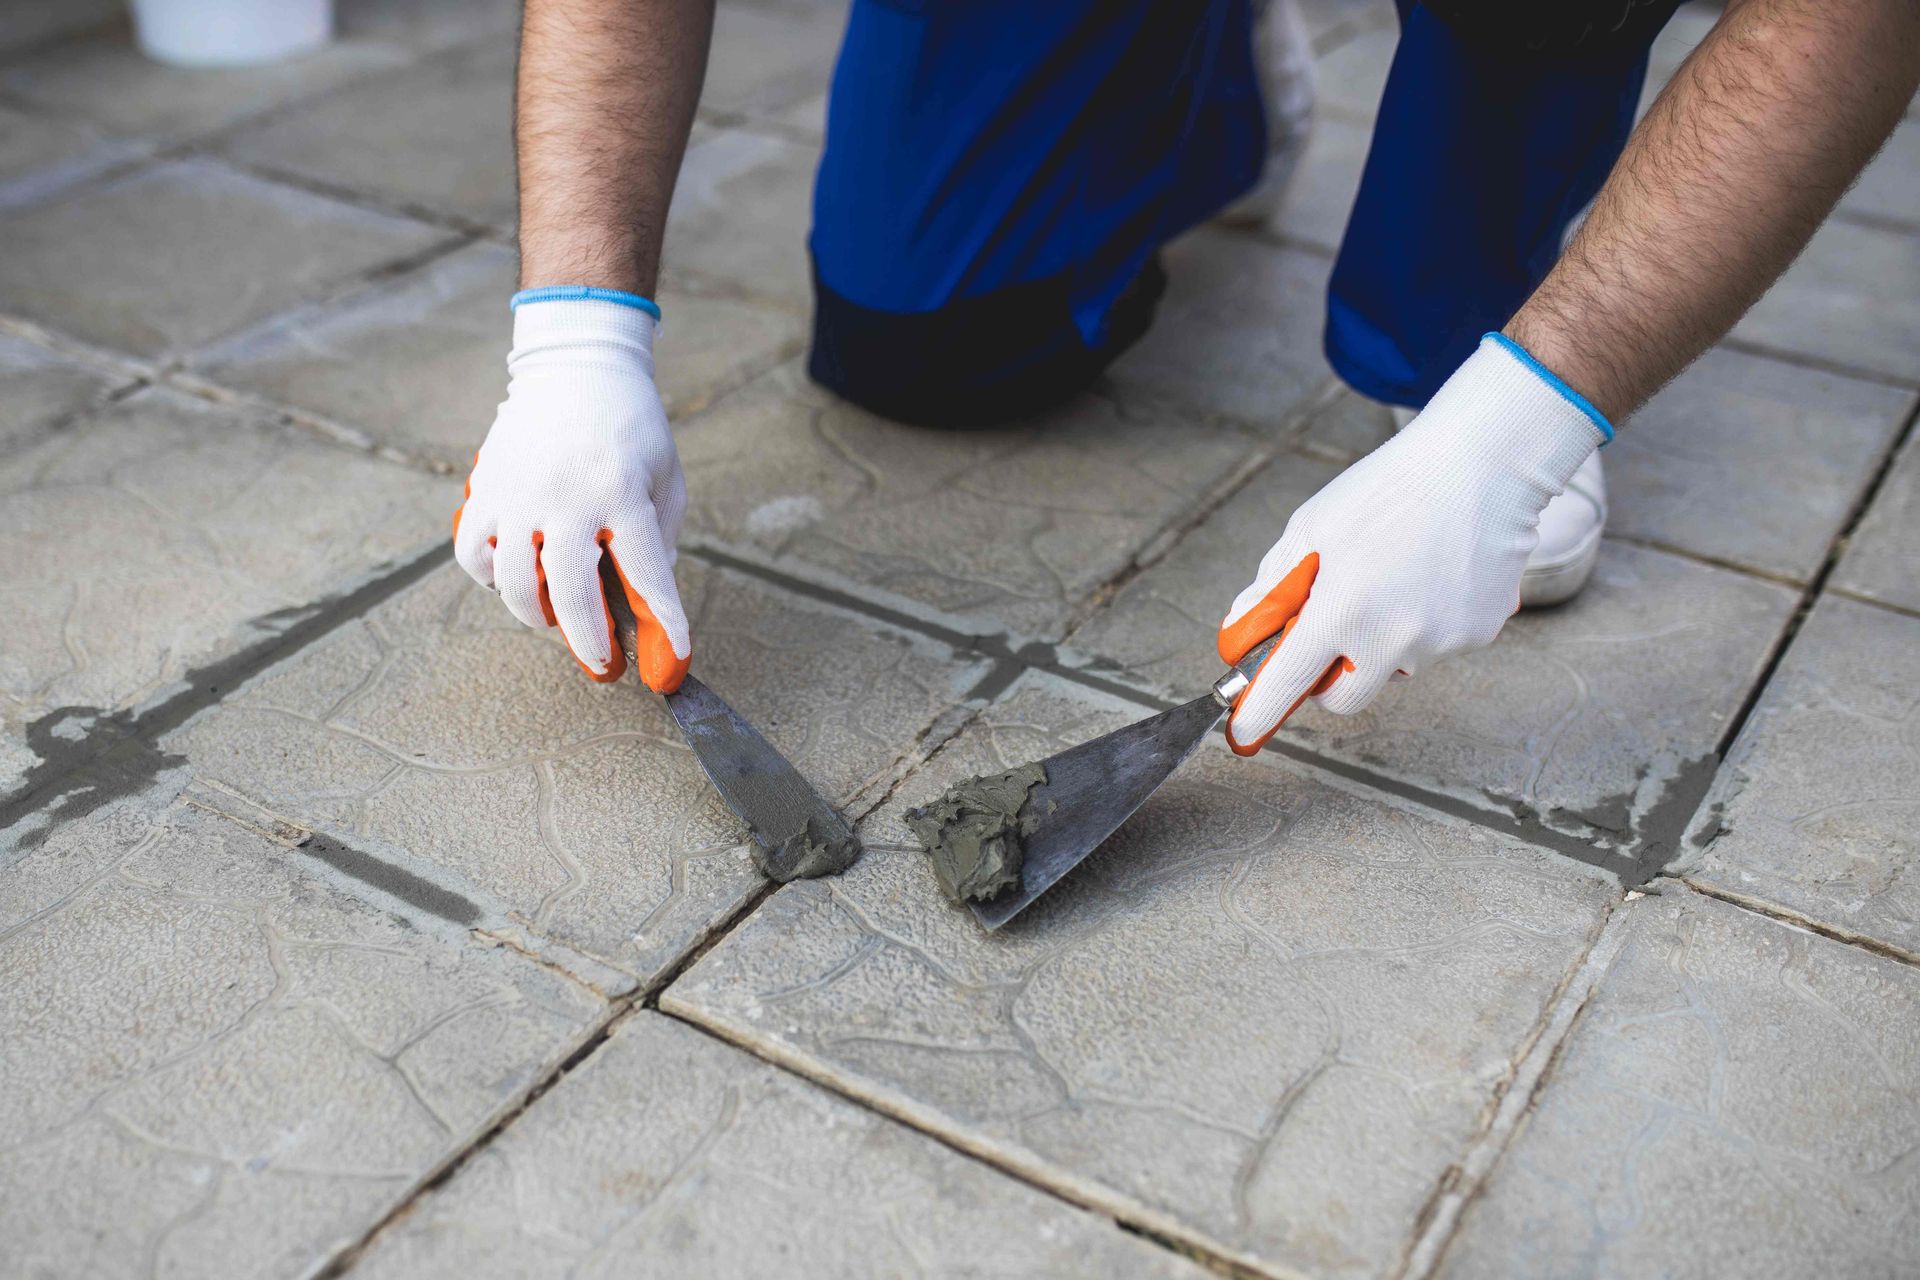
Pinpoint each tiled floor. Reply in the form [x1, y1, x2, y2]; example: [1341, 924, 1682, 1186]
[2, 1, 1916, 1277]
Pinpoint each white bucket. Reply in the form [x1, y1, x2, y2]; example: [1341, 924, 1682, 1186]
[130, 0, 335, 68]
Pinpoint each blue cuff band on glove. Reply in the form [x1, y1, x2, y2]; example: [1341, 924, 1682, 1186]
[511, 286, 662, 320]
[1483, 332, 1614, 444]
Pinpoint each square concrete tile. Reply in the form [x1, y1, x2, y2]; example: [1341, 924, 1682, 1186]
[1106, 228, 1337, 430]
[0, 159, 447, 359]
[220, 38, 515, 229]
[677, 363, 1256, 640]
[350, 1012, 1211, 1279]
[664, 672, 1619, 1279]
[0, 332, 126, 451]
[335, 0, 522, 53]
[1066, 454, 1798, 855]
[0, 386, 451, 740]
[1732, 216, 1920, 384]
[0, 0, 118, 54]
[191, 242, 806, 468]
[1438, 887, 1920, 1279]
[1314, 23, 1395, 120]
[168, 557, 991, 991]
[1642, 2, 1719, 102]
[1685, 596, 1920, 959]
[0, 104, 145, 209]
[703, 1, 844, 118]
[1611, 347, 1914, 582]
[0, 20, 410, 143]
[1257, 111, 1368, 254]
[664, 129, 818, 308]
[0, 794, 603, 1280]
[1843, 116, 1920, 229]
[1834, 429, 1920, 615]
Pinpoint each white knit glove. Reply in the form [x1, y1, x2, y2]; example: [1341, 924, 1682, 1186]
[1218, 334, 1611, 753]
[454, 292, 691, 692]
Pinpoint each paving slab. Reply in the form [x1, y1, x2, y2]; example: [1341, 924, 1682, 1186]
[0, 793, 604, 1280]
[169, 557, 990, 991]
[1684, 596, 1920, 959]
[1067, 457, 1798, 853]
[663, 129, 818, 308]
[677, 362, 1255, 640]
[1834, 427, 1920, 616]
[0, 385, 451, 760]
[664, 672, 1620, 1280]
[0, 20, 409, 143]
[191, 242, 805, 468]
[1843, 116, 1920, 229]
[1732, 215, 1920, 384]
[335, 0, 522, 53]
[0, 104, 145, 209]
[1438, 887, 1920, 1279]
[349, 1012, 1211, 1280]
[703, 1, 844, 119]
[220, 38, 516, 229]
[0, 159, 446, 360]
[1610, 347, 1914, 583]
[0, 331, 126, 451]
[1256, 111, 1368, 254]
[0, 0, 118, 54]
[1314, 23, 1394, 120]
[1106, 228, 1336, 430]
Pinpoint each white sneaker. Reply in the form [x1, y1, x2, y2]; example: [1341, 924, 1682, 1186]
[1220, 0, 1316, 229]
[1520, 450, 1606, 608]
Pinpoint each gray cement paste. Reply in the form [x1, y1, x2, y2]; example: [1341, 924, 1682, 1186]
[755, 815, 862, 883]
[904, 763, 1047, 904]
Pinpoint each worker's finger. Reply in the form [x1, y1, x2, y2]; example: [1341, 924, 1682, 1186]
[1225, 614, 1343, 756]
[1309, 659, 1393, 716]
[493, 527, 549, 631]
[537, 526, 622, 681]
[1218, 545, 1319, 664]
[606, 521, 692, 694]
[651, 455, 687, 552]
[452, 482, 495, 589]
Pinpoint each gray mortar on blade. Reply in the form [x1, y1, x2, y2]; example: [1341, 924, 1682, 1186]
[904, 762, 1048, 904]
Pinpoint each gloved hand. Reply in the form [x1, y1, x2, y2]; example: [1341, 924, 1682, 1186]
[1217, 333, 1611, 754]
[454, 289, 691, 692]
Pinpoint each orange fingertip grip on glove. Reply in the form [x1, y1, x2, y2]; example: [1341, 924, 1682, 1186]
[1215, 554, 1352, 757]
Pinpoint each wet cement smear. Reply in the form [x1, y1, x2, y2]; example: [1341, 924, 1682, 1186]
[904, 763, 1047, 904]
[755, 815, 862, 883]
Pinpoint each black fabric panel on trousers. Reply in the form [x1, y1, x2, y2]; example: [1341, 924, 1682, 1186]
[1419, 0, 1690, 58]
[807, 255, 1167, 429]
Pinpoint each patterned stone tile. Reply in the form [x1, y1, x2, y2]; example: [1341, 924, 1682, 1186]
[1684, 596, 1920, 959]
[1834, 427, 1920, 616]
[1066, 452, 1798, 851]
[1106, 228, 1337, 431]
[702, 1, 844, 118]
[676, 362, 1255, 640]
[0, 331, 125, 451]
[1610, 347, 1914, 583]
[335, 0, 522, 53]
[0, 20, 409, 143]
[1732, 216, 1920, 384]
[0, 794, 604, 1280]
[349, 1012, 1211, 1279]
[1314, 23, 1395, 120]
[663, 129, 817, 308]
[0, 159, 446, 360]
[168, 558, 990, 990]
[1438, 887, 1920, 1279]
[1257, 111, 1368, 254]
[219, 38, 516, 229]
[190, 242, 805, 468]
[664, 672, 1619, 1279]
[1844, 116, 1920, 229]
[0, 104, 144, 209]
[0, 385, 451, 742]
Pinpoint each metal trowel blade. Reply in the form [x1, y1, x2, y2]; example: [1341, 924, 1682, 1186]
[598, 557, 858, 878]
[970, 633, 1283, 931]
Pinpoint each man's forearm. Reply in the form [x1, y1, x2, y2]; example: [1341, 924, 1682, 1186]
[516, 0, 716, 295]
[1507, 0, 1920, 422]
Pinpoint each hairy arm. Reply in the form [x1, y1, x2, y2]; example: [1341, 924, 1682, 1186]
[1508, 0, 1920, 422]
[516, 0, 716, 293]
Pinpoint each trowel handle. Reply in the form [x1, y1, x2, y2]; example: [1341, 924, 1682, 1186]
[1211, 632, 1283, 708]
[596, 553, 643, 672]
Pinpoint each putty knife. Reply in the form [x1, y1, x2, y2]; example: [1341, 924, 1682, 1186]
[599, 557, 860, 882]
[970, 633, 1282, 930]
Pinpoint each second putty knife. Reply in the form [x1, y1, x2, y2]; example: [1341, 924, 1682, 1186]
[598, 557, 860, 882]
[970, 632, 1283, 930]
